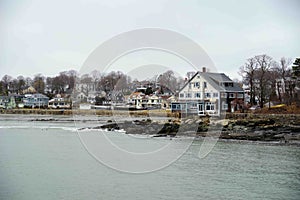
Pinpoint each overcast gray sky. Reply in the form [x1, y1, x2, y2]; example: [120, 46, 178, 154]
[0, 0, 299, 80]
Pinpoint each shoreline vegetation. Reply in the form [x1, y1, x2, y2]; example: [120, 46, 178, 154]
[1, 109, 300, 145]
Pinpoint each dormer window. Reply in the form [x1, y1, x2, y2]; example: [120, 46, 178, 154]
[224, 82, 233, 87]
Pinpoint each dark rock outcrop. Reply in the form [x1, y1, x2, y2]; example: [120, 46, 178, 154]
[88, 115, 300, 143]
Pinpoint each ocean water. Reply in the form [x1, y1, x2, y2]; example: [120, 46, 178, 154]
[0, 114, 299, 200]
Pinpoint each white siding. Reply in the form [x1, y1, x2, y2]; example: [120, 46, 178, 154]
[179, 75, 219, 102]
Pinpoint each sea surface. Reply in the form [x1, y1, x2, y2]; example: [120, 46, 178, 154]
[0, 114, 299, 200]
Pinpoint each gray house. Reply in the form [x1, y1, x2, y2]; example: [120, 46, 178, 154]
[23, 93, 49, 108]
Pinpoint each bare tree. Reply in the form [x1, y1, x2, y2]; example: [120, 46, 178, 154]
[33, 74, 45, 94]
[90, 70, 101, 81]
[10, 79, 18, 94]
[25, 77, 32, 88]
[17, 76, 26, 94]
[278, 57, 292, 80]
[239, 57, 257, 106]
[80, 74, 93, 96]
[273, 57, 292, 103]
[1, 75, 13, 95]
[157, 70, 178, 93]
[254, 54, 275, 108]
[66, 70, 78, 92]
[265, 69, 279, 107]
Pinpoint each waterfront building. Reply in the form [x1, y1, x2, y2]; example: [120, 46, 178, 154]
[172, 70, 244, 116]
[23, 93, 49, 108]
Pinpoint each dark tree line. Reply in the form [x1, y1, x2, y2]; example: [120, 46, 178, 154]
[0, 70, 78, 96]
[0, 69, 184, 97]
[0, 75, 32, 95]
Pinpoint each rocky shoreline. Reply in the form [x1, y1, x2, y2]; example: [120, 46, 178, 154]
[1, 110, 300, 144]
[83, 114, 300, 144]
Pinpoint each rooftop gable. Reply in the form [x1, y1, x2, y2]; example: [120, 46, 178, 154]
[179, 71, 243, 93]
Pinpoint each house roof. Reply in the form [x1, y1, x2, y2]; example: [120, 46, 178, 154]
[223, 83, 244, 92]
[179, 71, 244, 93]
[203, 72, 232, 82]
[129, 92, 145, 98]
[23, 86, 36, 93]
[30, 93, 49, 99]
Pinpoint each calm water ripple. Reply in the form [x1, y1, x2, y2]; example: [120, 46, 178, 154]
[0, 115, 299, 200]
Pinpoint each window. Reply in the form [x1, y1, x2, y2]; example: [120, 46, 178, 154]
[224, 82, 233, 87]
[229, 93, 235, 98]
[172, 104, 181, 110]
[203, 82, 207, 88]
[222, 101, 228, 110]
[190, 103, 197, 109]
[179, 93, 184, 98]
[189, 83, 192, 89]
[205, 93, 211, 98]
[221, 93, 227, 98]
[194, 82, 200, 88]
[237, 93, 244, 98]
[206, 102, 215, 111]
[186, 93, 192, 98]
[213, 93, 218, 98]
[194, 93, 201, 98]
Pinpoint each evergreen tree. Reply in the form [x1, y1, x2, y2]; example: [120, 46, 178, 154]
[145, 87, 153, 95]
[292, 58, 300, 105]
[292, 58, 300, 79]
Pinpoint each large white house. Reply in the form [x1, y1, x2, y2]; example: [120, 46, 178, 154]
[171, 71, 244, 116]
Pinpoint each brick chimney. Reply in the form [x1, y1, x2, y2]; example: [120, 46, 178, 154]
[202, 67, 206, 73]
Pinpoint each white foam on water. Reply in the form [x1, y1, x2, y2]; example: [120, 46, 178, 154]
[0, 125, 78, 132]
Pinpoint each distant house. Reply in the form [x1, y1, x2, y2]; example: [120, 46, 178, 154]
[128, 92, 145, 109]
[172, 71, 244, 116]
[0, 96, 16, 109]
[141, 94, 161, 109]
[107, 91, 125, 104]
[156, 85, 174, 96]
[75, 79, 99, 98]
[48, 97, 71, 109]
[127, 91, 163, 109]
[22, 86, 36, 94]
[23, 93, 49, 108]
[75, 92, 88, 103]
